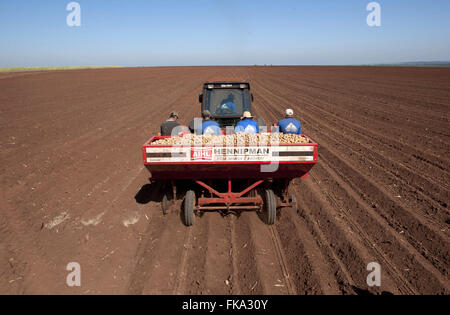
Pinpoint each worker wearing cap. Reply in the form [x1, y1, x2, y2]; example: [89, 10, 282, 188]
[160, 111, 181, 136]
[235, 111, 259, 134]
[201, 110, 221, 136]
[277, 109, 302, 134]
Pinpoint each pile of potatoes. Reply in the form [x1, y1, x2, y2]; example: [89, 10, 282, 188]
[151, 133, 310, 146]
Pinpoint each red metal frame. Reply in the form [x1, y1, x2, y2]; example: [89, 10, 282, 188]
[196, 179, 264, 211]
[143, 135, 317, 213]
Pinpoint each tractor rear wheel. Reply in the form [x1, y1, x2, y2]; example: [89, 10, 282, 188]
[161, 193, 169, 215]
[264, 189, 276, 225]
[184, 190, 195, 227]
[291, 193, 298, 213]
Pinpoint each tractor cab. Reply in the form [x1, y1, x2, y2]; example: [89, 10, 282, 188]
[199, 80, 254, 129]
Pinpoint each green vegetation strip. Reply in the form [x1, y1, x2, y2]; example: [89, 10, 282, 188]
[0, 66, 123, 73]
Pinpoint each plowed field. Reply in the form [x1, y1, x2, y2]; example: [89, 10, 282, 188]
[0, 66, 448, 294]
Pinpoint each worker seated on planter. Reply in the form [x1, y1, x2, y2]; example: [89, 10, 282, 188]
[201, 110, 221, 136]
[277, 109, 302, 134]
[234, 111, 260, 134]
[160, 111, 181, 136]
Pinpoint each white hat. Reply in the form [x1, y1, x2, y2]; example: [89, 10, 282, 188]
[242, 111, 254, 119]
[285, 109, 294, 116]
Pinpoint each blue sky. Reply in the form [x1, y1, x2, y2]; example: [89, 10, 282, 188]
[0, 0, 449, 67]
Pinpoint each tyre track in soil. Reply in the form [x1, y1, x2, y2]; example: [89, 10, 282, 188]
[170, 211, 298, 295]
[255, 70, 449, 201]
[274, 210, 343, 294]
[249, 71, 449, 294]
[127, 208, 190, 294]
[309, 161, 448, 293]
[296, 169, 420, 294]
[258, 95, 450, 280]
[316, 142, 449, 275]
[253, 83, 407, 294]
[253, 76, 449, 246]
[128, 210, 291, 295]
[256, 82, 446, 256]
[234, 212, 295, 295]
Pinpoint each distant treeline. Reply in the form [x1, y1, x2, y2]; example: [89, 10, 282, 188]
[372, 61, 450, 67]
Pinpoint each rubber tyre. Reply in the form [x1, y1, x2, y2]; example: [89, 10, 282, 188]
[161, 193, 169, 215]
[264, 189, 276, 225]
[184, 190, 195, 227]
[291, 194, 298, 213]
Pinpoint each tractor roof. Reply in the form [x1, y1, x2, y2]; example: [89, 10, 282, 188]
[206, 77, 247, 83]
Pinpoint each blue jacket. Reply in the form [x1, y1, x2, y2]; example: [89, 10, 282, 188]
[235, 119, 259, 134]
[278, 118, 301, 134]
[202, 120, 221, 135]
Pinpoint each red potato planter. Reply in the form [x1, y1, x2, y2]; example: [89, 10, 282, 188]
[142, 136, 318, 226]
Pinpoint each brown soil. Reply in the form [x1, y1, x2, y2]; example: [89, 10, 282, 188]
[0, 66, 448, 294]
